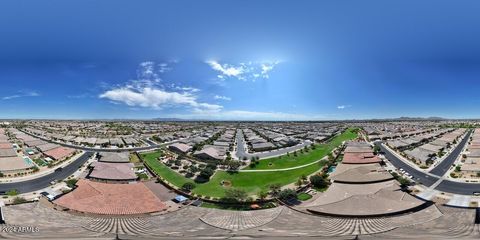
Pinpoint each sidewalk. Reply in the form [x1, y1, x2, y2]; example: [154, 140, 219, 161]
[0, 151, 86, 183]
[232, 155, 328, 173]
[425, 131, 468, 172]
[381, 143, 437, 177]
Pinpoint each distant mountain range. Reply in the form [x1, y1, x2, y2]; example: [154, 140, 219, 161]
[0, 116, 460, 122]
[150, 116, 450, 122]
[151, 118, 214, 122]
[395, 116, 447, 121]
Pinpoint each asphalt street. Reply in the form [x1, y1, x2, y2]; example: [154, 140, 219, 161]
[429, 130, 472, 176]
[234, 130, 248, 159]
[377, 142, 439, 187]
[0, 152, 94, 194]
[234, 130, 311, 160]
[143, 138, 158, 146]
[378, 130, 480, 195]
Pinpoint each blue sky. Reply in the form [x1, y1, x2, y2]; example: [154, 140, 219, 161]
[1, 0, 480, 120]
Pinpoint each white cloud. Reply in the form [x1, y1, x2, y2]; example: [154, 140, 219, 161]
[206, 60, 244, 78]
[100, 86, 222, 113]
[100, 77, 222, 114]
[2, 90, 39, 100]
[206, 60, 279, 81]
[100, 87, 191, 108]
[337, 105, 351, 109]
[158, 62, 172, 73]
[213, 95, 231, 101]
[191, 103, 223, 114]
[179, 87, 200, 93]
[260, 63, 276, 79]
[138, 61, 159, 81]
[136, 60, 176, 82]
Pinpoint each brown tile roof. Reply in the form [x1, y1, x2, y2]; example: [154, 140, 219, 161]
[89, 162, 137, 180]
[0, 149, 17, 157]
[54, 179, 167, 215]
[0, 156, 34, 171]
[307, 183, 425, 216]
[342, 152, 382, 164]
[0, 143, 12, 149]
[331, 163, 393, 183]
[43, 147, 75, 160]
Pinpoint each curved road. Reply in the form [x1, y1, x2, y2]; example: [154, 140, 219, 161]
[0, 130, 177, 194]
[0, 152, 94, 193]
[377, 130, 480, 195]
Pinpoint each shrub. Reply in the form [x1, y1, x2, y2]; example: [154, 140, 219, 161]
[221, 188, 248, 203]
[269, 184, 281, 196]
[65, 179, 78, 188]
[6, 189, 18, 196]
[181, 182, 196, 192]
[310, 175, 328, 189]
[278, 189, 297, 201]
[199, 167, 214, 179]
[12, 197, 27, 204]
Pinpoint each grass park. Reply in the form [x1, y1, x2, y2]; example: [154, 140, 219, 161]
[141, 128, 358, 198]
[245, 128, 358, 170]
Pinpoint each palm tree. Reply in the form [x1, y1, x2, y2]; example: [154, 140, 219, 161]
[269, 184, 281, 196]
[295, 178, 303, 187]
[301, 174, 307, 183]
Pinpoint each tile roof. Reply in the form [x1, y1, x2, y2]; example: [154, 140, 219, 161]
[54, 179, 167, 215]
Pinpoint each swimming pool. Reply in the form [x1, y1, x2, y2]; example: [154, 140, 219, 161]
[327, 166, 336, 173]
[23, 156, 34, 166]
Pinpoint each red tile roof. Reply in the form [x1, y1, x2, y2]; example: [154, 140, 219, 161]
[43, 147, 75, 160]
[0, 143, 12, 149]
[54, 179, 167, 215]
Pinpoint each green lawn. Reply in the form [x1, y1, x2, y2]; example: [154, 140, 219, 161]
[141, 151, 194, 187]
[136, 173, 149, 180]
[192, 162, 325, 198]
[246, 128, 358, 170]
[297, 192, 313, 201]
[201, 201, 276, 210]
[140, 128, 358, 198]
[129, 153, 141, 163]
[142, 151, 326, 198]
[33, 158, 47, 167]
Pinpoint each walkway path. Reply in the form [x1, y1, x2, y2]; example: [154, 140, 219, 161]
[227, 156, 328, 172]
[378, 130, 480, 195]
